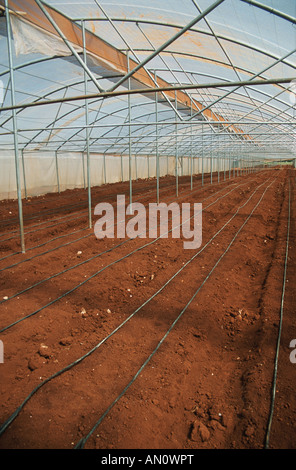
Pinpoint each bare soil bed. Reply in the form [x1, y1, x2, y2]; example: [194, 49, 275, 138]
[0, 167, 295, 450]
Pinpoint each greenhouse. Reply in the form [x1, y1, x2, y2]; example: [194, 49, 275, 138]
[0, 0, 295, 452]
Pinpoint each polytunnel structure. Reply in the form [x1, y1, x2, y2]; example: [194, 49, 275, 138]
[0, 0, 295, 453]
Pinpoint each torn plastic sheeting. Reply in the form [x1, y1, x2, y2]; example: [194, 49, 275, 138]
[10, 14, 82, 57]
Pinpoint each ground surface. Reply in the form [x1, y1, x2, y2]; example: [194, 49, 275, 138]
[0, 167, 295, 449]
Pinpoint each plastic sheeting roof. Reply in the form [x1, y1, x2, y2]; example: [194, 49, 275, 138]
[0, 0, 295, 159]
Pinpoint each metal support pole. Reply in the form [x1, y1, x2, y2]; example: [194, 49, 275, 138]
[233, 154, 235, 178]
[217, 138, 220, 183]
[121, 152, 124, 182]
[210, 131, 213, 184]
[201, 125, 204, 186]
[135, 154, 137, 181]
[223, 135, 226, 181]
[5, 0, 25, 253]
[82, 152, 86, 189]
[104, 152, 107, 184]
[181, 152, 183, 178]
[82, 21, 92, 228]
[55, 150, 60, 193]
[127, 51, 132, 212]
[190, 102, 193, 190]
[155, 72, 159, 203]
[175, 92, 178, 197]
[21, 149, 27, 199]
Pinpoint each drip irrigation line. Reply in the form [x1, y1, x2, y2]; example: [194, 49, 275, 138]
[0, 167, 266, 262]
[1, 173, 204, 226]
[0, 175, 202, 232]
[0, 227, 89, 263]
[0, 176, 250, 332]
[0, 177, 244, 305]
[0, 204, 88, 239]
[0, 173, 239, 272]
[0, 180, 142, 222]
[0, 172, 212, 240]
[264, 176, 291, 449]
[0, 165, 256, 241]
[0, 202, 89, 235]
[0, 182, 160, 243]
[0, 179, 192, 266]
[0, 176, 275, 441]
[75, 176, 276, 449]
[0, 212, 89, 244]
[0, 230, 92, 275]
[0, 175, 212, 259]
[0, 180, 162, 228]
[0, 196, 93, 229]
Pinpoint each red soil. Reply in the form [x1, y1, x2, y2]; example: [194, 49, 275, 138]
[0, 167, 295, 450]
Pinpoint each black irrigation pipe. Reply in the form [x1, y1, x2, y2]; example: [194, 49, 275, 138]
[0, 174, 256, 332]
[0, 188, 161, 261]
[0, 179, 139, 222]
[0, 172, 214, 243]
[0, 175, 202, 230]
[75, 176, 277, 449]
[0, 171, 240, 272]
[0, 212, 89, 244]
[0, 174, 212, 255]
[0, 227, 90, 263]
[0, 167, 264, 255]
[0, 180, 166, 239]
[0, 176, 248, 306]
[0, 230, 93, 274]
[264, 176, 292, 449]
[0, 169, 241, 243]
[0, 178, 191, 264]
[0, 179, 163, 227]
[0, 175, 276, 443]
[0, 203, 89, 238]
[0, 173, 204, 224]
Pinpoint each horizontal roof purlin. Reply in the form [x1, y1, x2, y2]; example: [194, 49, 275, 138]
[0, 74, 293, 111]
[1, 0, 250, 137]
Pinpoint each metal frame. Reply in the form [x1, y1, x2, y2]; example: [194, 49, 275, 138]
[1, 0, 295, 251]
[4, 0, 25, 252]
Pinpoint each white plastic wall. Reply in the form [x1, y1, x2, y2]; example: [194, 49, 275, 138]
[0, 151, 229, 200]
